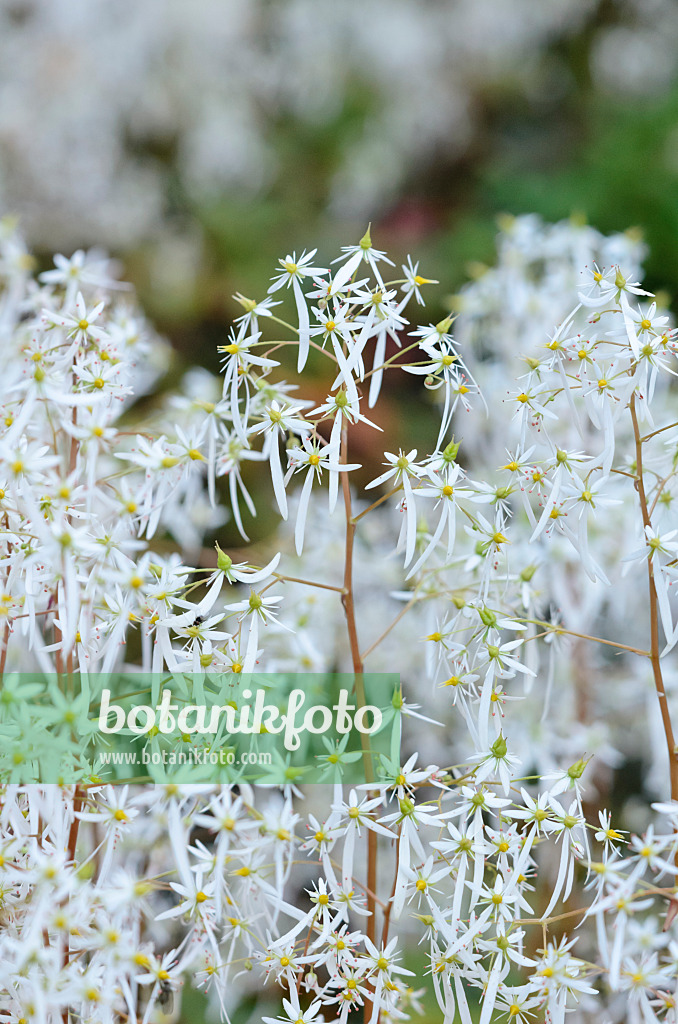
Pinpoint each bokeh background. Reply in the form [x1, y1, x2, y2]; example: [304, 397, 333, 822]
[4, 0, 678, 349]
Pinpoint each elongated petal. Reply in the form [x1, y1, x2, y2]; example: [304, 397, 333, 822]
[294, 469, 315, 555]
[293, 276, 310, 371]
[269, 434, 288, 519]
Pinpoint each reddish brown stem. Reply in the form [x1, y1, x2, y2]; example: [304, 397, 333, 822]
[381, 831, 401, 949]
[630, 394, 678, 802]
[340, 421, 377, 952]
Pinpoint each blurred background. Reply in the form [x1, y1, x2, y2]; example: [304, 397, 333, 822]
[3, 0, 678, 353]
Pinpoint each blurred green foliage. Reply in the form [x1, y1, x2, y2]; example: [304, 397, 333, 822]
[482, 85, 678, 301]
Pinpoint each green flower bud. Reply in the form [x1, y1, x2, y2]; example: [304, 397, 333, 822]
[359, 224, 372, 250]
[490, 734, 508, 759]
[216, 543, 233, 573]
[479, 607, 498, 628]
[567, 756, 589, 780]
[442, 438, 460, 463]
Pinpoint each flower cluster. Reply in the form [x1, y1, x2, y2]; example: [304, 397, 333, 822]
[1, 214, 678, 1023]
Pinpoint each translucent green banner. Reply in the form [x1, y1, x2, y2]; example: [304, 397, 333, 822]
[0, 673, 402, 784]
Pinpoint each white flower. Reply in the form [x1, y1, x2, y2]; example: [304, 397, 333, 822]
[268, 249, 328, 370]
[285, 437, 360, 553]
[43, 290, 109, 344]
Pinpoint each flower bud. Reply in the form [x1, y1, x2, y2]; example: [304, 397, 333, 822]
[479, 607, 498, 628]
[359, 224, 372, 250]
[490, 734, 508, 759]
[567, 756, 589, 780]
[216, 543, 233, 573]
[442, 438, 460, 463]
